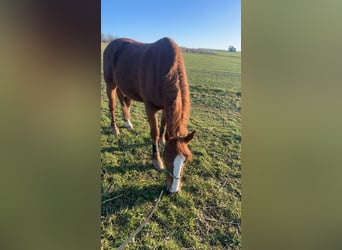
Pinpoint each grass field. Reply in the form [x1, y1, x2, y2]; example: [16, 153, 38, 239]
[101, 43, 241, 249]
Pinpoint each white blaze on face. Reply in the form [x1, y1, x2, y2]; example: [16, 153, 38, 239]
[170, 153, 186, 193]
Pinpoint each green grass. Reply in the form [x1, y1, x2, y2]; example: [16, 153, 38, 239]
[101, 44, 241, 249]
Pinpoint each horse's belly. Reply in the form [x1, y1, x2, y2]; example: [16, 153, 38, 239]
[126, 92, 143, 102]
[117, 84, 143, 102]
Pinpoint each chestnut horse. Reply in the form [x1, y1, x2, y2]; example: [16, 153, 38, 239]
[103, 37, 195, 193]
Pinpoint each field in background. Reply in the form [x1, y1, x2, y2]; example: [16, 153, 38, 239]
[101, 43, 241, 249]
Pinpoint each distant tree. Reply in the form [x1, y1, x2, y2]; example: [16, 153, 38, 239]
[101, 33, 117, 43]
[107, 34, 115, 42]
[228, 46, 237, 52]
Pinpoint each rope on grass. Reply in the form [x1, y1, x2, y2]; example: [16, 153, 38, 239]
[117, 190, 164, 250]
[102, 194, 123, 205]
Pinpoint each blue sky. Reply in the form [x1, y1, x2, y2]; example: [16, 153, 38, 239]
[101, 0, 241, 51]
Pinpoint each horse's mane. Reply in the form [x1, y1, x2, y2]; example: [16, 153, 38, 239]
[162, 38, 192, 159]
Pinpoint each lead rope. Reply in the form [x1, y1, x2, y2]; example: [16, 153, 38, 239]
[117, 190, 164, 250]
[166, 169, 181, 180]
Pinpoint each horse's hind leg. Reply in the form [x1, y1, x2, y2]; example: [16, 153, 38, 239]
[117, 89, 133, 130]
[145, 104, 164, 170]
[103, 49, 120, 135]
[159, 110, 166, 146]
[106, 84, 120, 135]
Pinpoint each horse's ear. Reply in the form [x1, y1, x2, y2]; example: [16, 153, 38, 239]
[184, 131, 196, 143]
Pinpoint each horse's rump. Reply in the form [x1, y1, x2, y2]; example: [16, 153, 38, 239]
[104, 37, 183, 106]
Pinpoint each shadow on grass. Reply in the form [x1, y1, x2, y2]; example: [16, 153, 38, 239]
[101, 183, 165, 216]
[119, 162, 155, 173]
[101, 125, 146, 137]
[101, 142, 152, 154]
[101, 131, 151, 153]
[102, 162, 158, 176]
[101, 126, 113, 136]
[101, 125, 167, 215]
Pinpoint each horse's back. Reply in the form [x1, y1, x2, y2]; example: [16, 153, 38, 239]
[105, 37, 177, 74]
[103, 37, 181, 105]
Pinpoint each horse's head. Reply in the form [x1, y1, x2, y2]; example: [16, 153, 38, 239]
[163, 131, 195, 193]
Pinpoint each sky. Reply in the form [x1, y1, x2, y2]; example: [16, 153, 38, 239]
[101, 0, 241, 51]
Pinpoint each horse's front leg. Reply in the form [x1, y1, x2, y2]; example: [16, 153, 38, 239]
[145, 105, 164, 170]
[159, 110, 166, 146]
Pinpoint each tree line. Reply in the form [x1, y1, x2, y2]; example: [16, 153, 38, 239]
[101, 33, 117, 43]
[228, 45, 237, 52]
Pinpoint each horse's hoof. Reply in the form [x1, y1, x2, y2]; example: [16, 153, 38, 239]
[152, 159, 164, 171]
[112, 127, 120, 135]
[124, 120, 133, 130]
